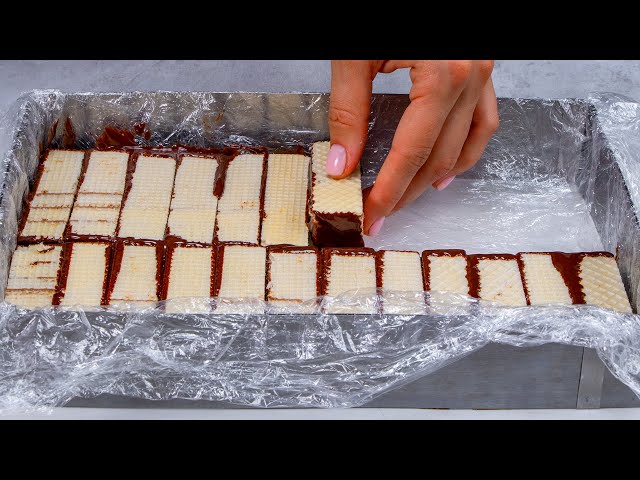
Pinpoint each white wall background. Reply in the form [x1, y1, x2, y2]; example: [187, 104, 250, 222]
[0, 60, 638, 115]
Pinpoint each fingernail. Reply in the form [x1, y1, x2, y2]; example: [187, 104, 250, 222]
[436, 175, 456, 191]
[367, 217, 385, 236]
[326, 144, 347, 176]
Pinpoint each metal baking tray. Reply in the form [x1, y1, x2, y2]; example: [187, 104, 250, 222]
[1, 91, 638, 409]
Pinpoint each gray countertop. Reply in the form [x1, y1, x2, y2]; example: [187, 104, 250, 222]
[0, 60, 639, 115]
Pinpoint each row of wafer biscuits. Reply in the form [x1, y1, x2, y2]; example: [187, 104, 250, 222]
[18, 143, 364, 248]
[4, 243, 632, 315]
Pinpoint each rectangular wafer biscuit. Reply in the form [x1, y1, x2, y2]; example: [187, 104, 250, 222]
[117, 154, 176, 241]
[322, 248, 377, 314]
[421, 250, 470, 314]
[162, 242, 215, 314]
[215, 154, 265, 244]
[577, 253, 632, 313]
[58, 242, 111, 307]
[267, 247, 319, 313]
[167, 156, 219, 244]
[518, 252, 572, 305]
[422, 250, 469, 294]
[106, 242, 163, 308]
[68, 150, 129, 239]
[377, 250, 425, 314]
[4, 243, 63, 308]
[469, 254, 527, 307]
[260, 154, 310, 246]
[19, 150, 85, 242]
[308, 142, 363, 247]
[214, 244, 266, 314]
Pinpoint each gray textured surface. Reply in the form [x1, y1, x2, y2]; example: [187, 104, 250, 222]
[4, 407, 640, 419]
[0, 60, 639, 116]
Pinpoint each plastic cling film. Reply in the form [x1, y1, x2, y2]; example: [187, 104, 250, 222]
[0, 294, 640, 410]
[0, 90, 639, 411]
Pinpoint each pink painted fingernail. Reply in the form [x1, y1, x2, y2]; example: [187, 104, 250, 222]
[436, 175, 456, 191]
[326, 144, 347, 176]
[367, 217, 385, 236]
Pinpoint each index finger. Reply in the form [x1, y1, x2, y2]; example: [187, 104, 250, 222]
[328, 60, 381, 178]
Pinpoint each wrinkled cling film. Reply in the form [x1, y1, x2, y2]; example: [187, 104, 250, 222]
[0, 90, 638, 412]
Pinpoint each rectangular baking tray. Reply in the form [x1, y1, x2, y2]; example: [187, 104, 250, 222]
[1, 91, 638, 409]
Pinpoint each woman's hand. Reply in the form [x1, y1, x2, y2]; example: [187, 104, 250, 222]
[327, 60, 498, 235]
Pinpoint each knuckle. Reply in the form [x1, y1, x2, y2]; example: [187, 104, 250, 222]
[485, 113, 500, 134]
[392, 144, 432, 171]
[456, 152, 480, 171]
[368, 188, 400, 214]
[476, 111, 499, 135]
[447, 60, 473, 88]
[431, 158, 457, 179]
[413, 60, 432, 72]
[328, 104, 360, 130]
[477, 60, 495, 79]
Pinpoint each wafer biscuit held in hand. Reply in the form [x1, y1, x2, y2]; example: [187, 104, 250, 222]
[469, 254, 527, 307]
[377, 250, 425, 314]
[58, 242, 111, 307]
[117, 155, 177, 241]
[20, 150, 84, 242]
[577, 253, 632, 313]
[267, 247, 319, 313]
[322, 248, 377, 314]
[215, 154, 265, 245]
[4, 244, 63, 308]
[68, 151, 129, 239]
[163, 243, 215, 314]
[518, 252, 572, 305]
[261, 154, 310, 247]
[214, 244, 267, 314]
[107, 242, 162, 308]
[167, 156, 219, 244]
[308, 142, 364, 247]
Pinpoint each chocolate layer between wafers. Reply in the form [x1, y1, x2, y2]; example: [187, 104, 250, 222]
[19, 150, 85, 243]
[308, 142, 364, 247]
[4, 243, 64, 308]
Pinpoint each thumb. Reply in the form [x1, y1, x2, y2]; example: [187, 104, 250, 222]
[327, 60, 379, 178]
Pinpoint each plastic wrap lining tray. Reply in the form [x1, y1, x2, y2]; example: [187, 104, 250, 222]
[1, 91, 639, 409]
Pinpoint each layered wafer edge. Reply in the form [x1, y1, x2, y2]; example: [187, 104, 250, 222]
[308, 142, 364, 248]
[18, 149, 86, 243]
